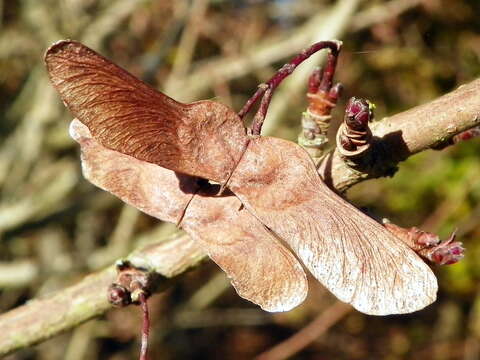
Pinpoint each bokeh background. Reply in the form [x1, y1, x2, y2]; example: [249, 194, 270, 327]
[1, 0, 479, 359]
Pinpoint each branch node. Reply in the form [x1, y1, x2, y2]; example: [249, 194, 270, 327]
[298, 65, 342, 161]
[108, 260, 157, 307]
[238, 40, 342, 135]
[336, 97, 373, 162]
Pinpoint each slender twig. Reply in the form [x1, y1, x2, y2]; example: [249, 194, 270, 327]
[168, 0, 363, 103]
[165, 0, 422, 104]
[250, 88, 273, 135]
[255, 0, 361, 135]
[238, 40, 341, 135]
[164, 0, 209, 92]
[139, 292, 150, 360]
[255, 302, 352, 360]
[238, 85, 267, 120]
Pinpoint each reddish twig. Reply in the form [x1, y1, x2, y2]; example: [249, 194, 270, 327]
[139, 292, 150, 360]
[251, 88, 273, 136]
[237, 40, 342, 135]
[107, 261, 155, 360]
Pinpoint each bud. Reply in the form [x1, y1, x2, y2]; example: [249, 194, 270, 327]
[345, 97, 371, 131]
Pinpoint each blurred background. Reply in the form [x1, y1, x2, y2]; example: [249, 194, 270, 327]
[0, 0, 479, 359]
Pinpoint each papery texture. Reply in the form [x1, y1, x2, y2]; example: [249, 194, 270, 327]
[46, 41, 248, 183]
[70, 119, 307, 312]
[52, 41, 438, 316]
[228, 137, 437, 315]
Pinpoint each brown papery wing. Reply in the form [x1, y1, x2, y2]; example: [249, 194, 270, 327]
[229, 137, 438, 315]
[70, 120, 307, 312]
[46, 41, 248, 183]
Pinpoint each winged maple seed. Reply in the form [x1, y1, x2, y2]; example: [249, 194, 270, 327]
[46, 40, 440, 316]
[69, 119, 307, 312]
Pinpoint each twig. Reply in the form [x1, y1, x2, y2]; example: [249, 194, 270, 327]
[0, 261, 38, 289]
[168, 0, 360, 104]
[319, 78, 480, 192]
[350, 0, 423, 31]
[0, 266, 115, 357]
[164, 0, 209, 92]
[238, 41, 341, 135]
[139, 292, 150, 360]
[166, 11, 326, 102]
[262, 0, 361, 135]
[166, 0, 420, 104]
[0, 232, 205, 357]
[255, 302, 352, 360]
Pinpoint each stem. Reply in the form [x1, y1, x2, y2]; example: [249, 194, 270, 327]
[318, 51, 338, 93]
[238, 85, 267, 120]
[250, 88, 273, 135]
[238, 40, 342, 135]
[139, 292, 150, 360]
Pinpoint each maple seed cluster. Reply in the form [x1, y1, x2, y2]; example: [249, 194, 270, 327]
[44, 38, 468, 360]
[45, 39, 457, 319]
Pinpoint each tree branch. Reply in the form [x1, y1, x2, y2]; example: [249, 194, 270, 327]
[0, 78, 479, 357]
[0, 232, 205, 357]
[319, 78, 480, 193]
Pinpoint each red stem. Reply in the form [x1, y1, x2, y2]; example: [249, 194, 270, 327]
[251, 88, 273, 135]
[238, 85, 267, 120]
[238, 40, 342, 135]
[139, 292, 150, 360]
[318, 51, 338, 93]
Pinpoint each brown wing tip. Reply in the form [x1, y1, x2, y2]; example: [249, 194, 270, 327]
[44, 39, 83, 62]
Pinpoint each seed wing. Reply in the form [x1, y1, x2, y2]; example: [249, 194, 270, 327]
[229, 137, 437, 315]
[46, 41, 248, 183]
[70, 120, 307, 312]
